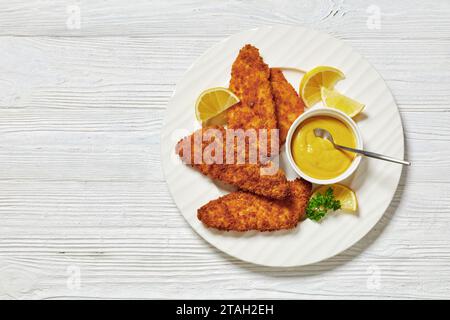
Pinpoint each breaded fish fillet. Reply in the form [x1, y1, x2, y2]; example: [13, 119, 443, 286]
[270, 68, 306, 145]
[228, 44, 278, 158]
[198, 178, 312, 232]
[176, 126, 289, 200]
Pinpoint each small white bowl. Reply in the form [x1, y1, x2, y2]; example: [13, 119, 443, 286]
[285, 108, 363, 185]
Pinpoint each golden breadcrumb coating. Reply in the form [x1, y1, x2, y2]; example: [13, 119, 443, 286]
[177, 45, 312, 233]
[197, 178, 312, 232]
[228, 44, 278, 158]
[176, 126, 289, 200]
[270, 68, 306, 145]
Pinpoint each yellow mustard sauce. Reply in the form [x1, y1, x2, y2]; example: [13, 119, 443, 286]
[291, 116, 356, 180]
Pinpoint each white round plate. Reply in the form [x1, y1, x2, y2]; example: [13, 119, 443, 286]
[161, 26, 404, 267]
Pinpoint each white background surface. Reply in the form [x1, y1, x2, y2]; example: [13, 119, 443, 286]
[0, 0, 449, 299]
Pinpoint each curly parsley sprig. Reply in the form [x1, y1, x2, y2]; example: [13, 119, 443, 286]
[306, 187, 341, 221]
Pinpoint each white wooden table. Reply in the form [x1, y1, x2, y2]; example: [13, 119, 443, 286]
[0, 0, 449, 299]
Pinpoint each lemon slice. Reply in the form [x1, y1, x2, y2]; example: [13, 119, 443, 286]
[299, 66, 345, 108]
[312, 184, 358, 212]
[321, 87, 365, 118]
[202, 111, 228, 127]
[195, 87, 239, 122]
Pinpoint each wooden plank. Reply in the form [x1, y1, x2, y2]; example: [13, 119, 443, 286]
[0, 0, 448, 39]
[0, 178, 448, 299]
[0, 37, 448, 111]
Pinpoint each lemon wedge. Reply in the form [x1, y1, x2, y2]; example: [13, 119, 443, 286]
[195, 87, 239, 123]
[312, 184, 358, 212]
[299, 66, 345, 108]
[202, 111, 228, 126]
[321, 87, 365, 118]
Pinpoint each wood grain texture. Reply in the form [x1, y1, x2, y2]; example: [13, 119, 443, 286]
[0, 0, 449, 299]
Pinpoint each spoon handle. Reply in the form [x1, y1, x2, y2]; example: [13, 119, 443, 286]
[335, 144, 411, 166]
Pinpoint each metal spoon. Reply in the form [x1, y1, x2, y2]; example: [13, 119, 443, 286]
[314, 128, 411, 166]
